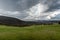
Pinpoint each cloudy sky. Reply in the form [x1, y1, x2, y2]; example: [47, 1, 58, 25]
[0, 0, 60, 21]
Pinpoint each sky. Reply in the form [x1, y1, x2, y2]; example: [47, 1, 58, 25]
[0, 0, 60, 21]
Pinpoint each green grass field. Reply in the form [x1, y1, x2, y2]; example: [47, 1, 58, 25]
[0, 24, 60, 40]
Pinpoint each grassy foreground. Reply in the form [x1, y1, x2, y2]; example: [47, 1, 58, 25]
[0, 24, 60, 40]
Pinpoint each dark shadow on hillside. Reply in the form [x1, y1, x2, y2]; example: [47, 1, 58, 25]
[0, 16, 60, 27]
[0, 16, 34, 27]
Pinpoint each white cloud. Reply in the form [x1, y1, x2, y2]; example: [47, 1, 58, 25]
[46, 10, 60, 19]
[22, 2, 60, 21]
[22, 3, 49, 21]
[0, 9, 29, 20]
[0, 0, 60, 21]
[0, 9, 19, 15]
[0, 9, 21, 18]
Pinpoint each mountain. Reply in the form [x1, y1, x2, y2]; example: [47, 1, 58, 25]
[26, 20, 60, 25]
[0, 16, 60, 27]
[0, 16, 27, 26]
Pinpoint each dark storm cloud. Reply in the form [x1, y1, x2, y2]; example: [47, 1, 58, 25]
[0, 0, 19, 11]
[0, 0, 40, 11]
[0, 0, 60, 21]
[44, 0, 60, 12]
[16, 0, 40, 11]
[0, 0, 60, 12]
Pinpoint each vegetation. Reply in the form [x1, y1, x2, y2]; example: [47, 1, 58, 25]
[0, 24, 60, 40]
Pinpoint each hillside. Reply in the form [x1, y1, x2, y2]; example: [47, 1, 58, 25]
[0, 16, 26, 26]
[0, 16, 60, 26]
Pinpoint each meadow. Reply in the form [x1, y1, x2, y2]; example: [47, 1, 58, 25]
[0, 24, 60, 40]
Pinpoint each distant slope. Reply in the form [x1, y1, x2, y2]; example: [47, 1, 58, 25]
[0, 16, 59, 27]
[0, 16, 26, 26]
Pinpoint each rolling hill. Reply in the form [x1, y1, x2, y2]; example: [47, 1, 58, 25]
[0, 16, 27, 26]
